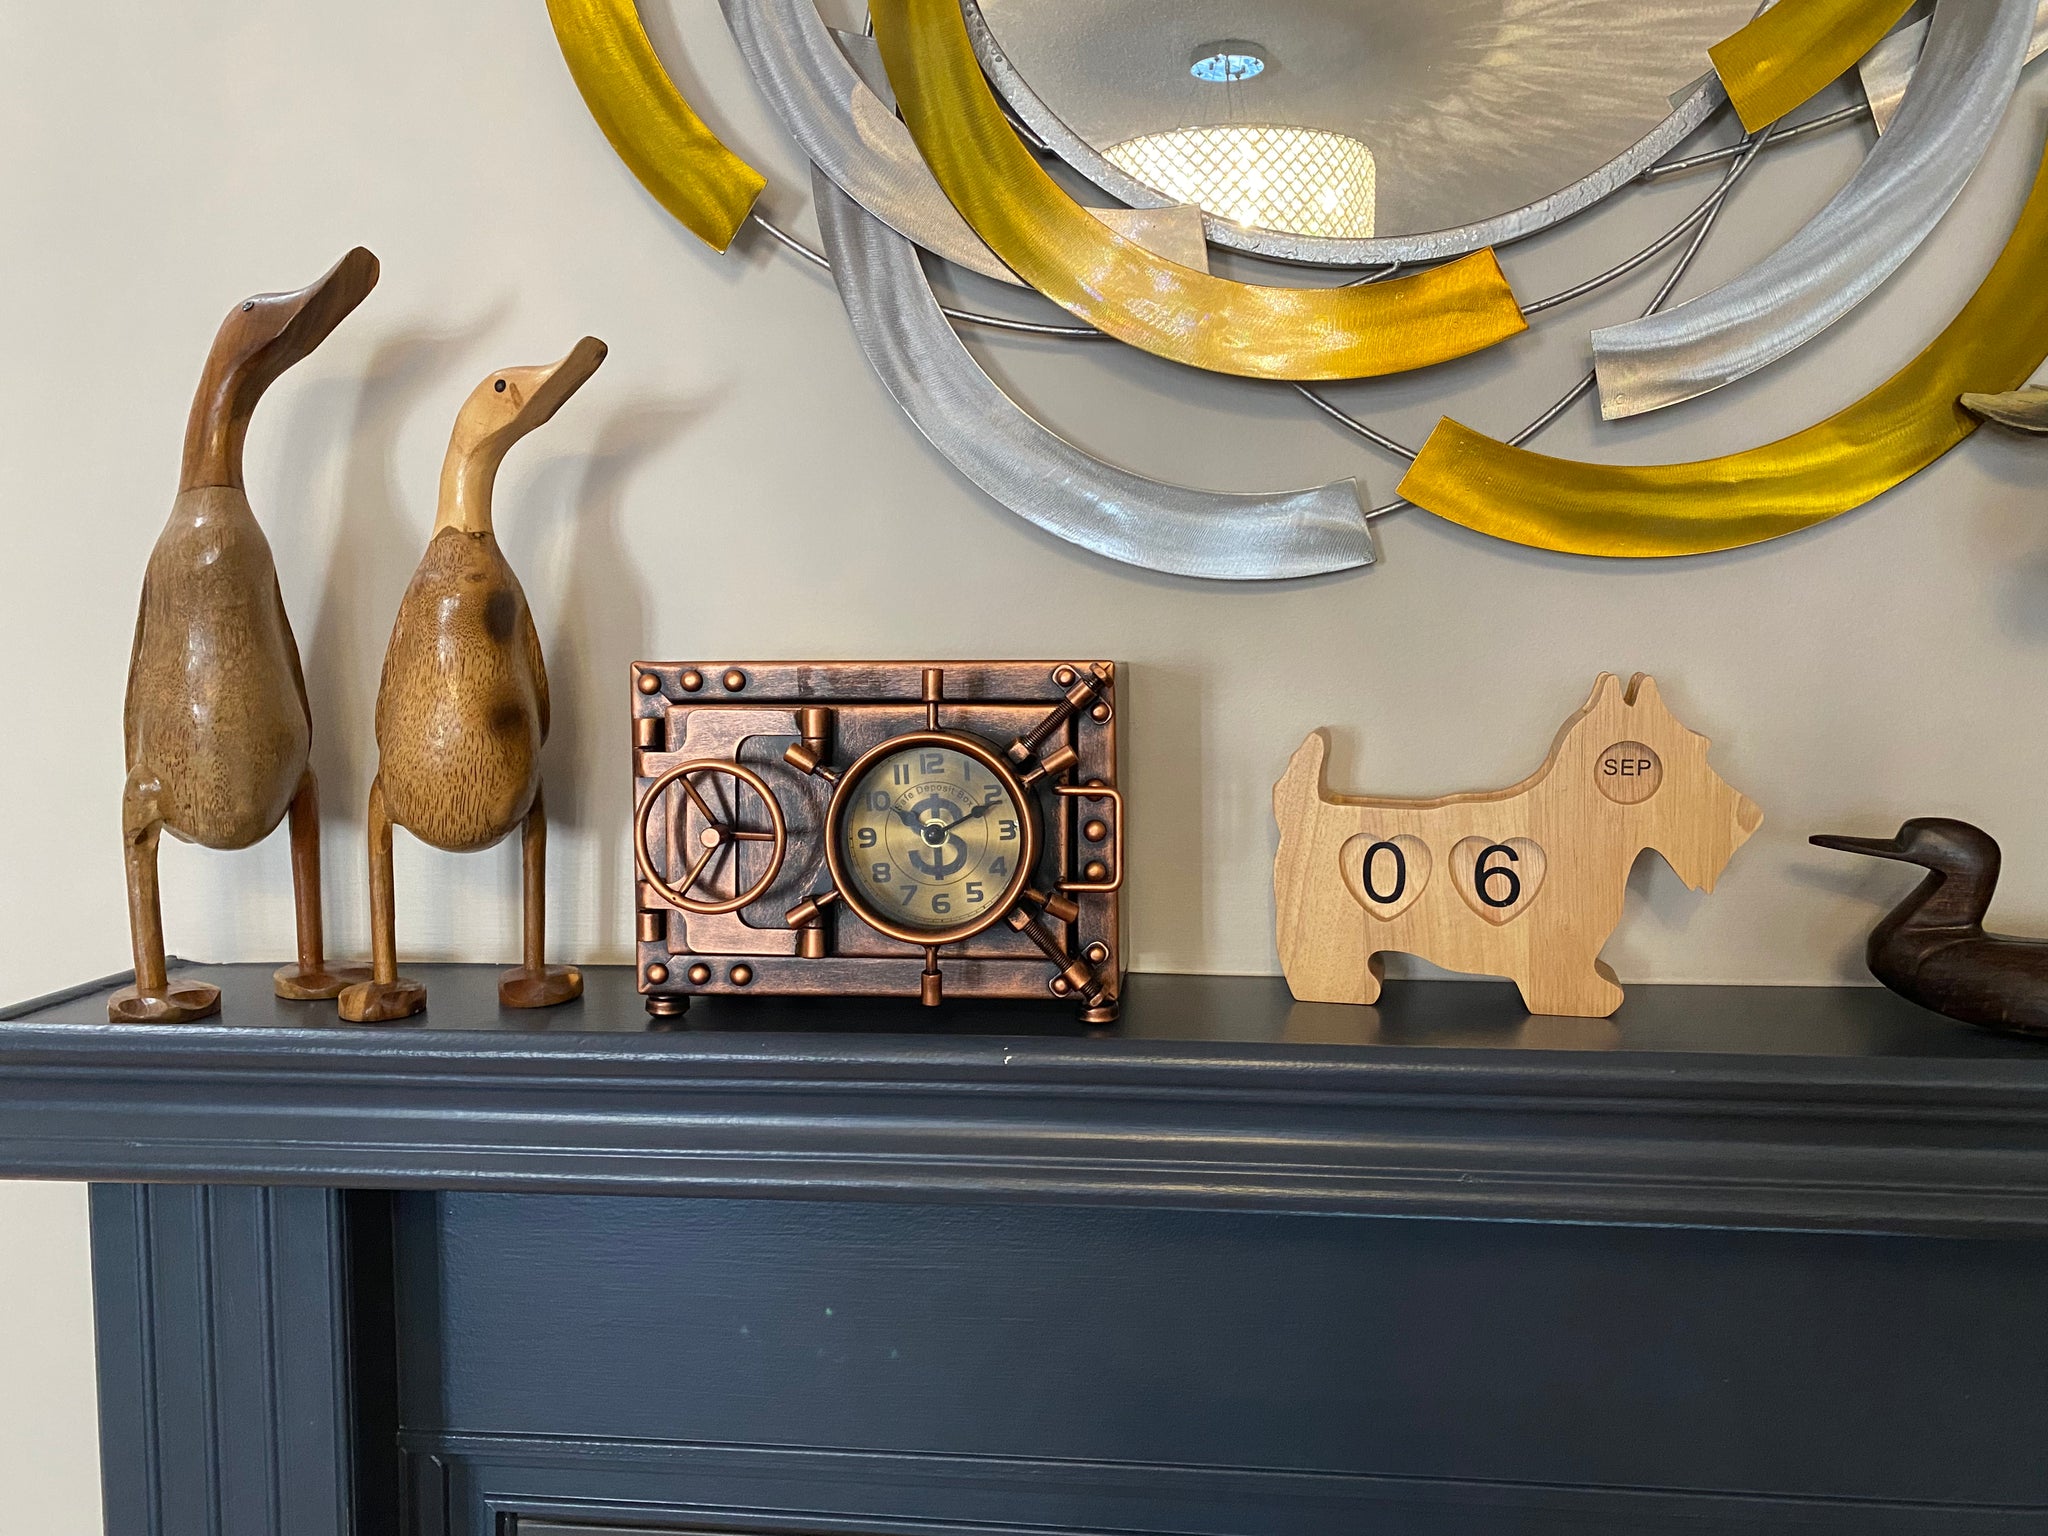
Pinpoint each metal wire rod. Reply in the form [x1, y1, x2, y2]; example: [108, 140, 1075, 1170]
[1642, 101, 1872, 180]
[1299, 125, 1763, 467]
[1356, 120, 1749, 521]
[748, 212, 1109, 338]
[1524, 130, 1763, 314]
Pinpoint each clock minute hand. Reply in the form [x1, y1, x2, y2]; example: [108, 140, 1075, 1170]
[938, 800, 996, 835]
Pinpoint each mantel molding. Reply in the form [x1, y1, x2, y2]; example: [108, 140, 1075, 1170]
[7, 964, 2048, 1236]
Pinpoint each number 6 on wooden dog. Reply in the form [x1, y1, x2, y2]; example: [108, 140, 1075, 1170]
[1274, 674, 1761, 1017]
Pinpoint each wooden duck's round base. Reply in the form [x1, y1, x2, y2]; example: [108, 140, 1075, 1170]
[272, 964, 369, 1001]
[337, 976, 427, 1024]
[106, 979, 222, 1024]
[499, 964, 583, 1010]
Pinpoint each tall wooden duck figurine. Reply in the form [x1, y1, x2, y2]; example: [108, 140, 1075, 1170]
[338, 338, 607, 1023]
[1812, 820, 2048, 1039]
[114, 248, 380, 1023]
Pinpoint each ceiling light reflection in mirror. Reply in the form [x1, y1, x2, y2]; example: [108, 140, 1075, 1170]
[974, 0, 1757, 243]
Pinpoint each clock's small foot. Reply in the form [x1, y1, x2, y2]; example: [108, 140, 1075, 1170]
[1080, 1001, 1120, 1027]
[646, 992, 689, 1021]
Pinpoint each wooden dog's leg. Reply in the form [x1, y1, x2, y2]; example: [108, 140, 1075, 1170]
[499, 781, 583, 1009]
[337, 774, 426, 1023]
[109, 766, 221, 1023]
[1514, 958, 1625, 1019]
[273, 769, 364, 1001]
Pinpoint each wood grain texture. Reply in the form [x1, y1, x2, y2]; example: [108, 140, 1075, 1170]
[1275, 674, 1762, 1017]
[115, 250, 379, 1022]
[341, 341, 605, 1022]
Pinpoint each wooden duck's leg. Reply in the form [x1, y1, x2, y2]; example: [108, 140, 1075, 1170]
[109, 766, 221, 1023]
[500, 783, 583, 1009]
[337, 774, 425, 1023]
[273, 769, 365, 1001]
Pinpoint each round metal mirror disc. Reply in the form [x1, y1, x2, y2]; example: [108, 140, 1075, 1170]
[974, 0, 1755, 250]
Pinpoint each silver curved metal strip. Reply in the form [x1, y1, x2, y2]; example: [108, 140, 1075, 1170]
[1860, 1, 2048, 134]
[962, 0, 1728, 268]
[719, 0, 1024, 285]
[1593, 0, 2033, 420]
[812, 168, 1374, 580]
[829, 28, 1213, 270]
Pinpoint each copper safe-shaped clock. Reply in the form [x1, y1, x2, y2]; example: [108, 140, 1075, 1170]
[631, 661, 1123, 1021]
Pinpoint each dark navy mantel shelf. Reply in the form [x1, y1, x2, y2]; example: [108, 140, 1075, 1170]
[6, 961, 2048, 1235]
[15, 963, 2048, 1536]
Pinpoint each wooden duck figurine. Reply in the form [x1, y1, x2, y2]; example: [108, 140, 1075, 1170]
[1811, 819, 2048, 1039]
[339, 338, 607, 1023]
[114, 248, 380, 1023]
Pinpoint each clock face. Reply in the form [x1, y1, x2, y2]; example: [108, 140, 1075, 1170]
[834, 736, 1032, 938]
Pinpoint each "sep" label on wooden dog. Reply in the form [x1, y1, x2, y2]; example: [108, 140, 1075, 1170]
[1595, 741, 1662, 804]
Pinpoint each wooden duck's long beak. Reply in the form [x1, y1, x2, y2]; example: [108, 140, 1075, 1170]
[276, 246, 382, 357]
[1961, 388, 2048, 433]
[507, 336, 609, 438]
[1810, 832, 1910, 861]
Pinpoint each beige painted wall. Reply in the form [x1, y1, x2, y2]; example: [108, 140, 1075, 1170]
[7, 0, 2048, 1517]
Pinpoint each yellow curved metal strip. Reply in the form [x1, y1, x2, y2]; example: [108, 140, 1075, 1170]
[1710, 0, 1916, 133]
[869, 0, 1526, 381]
[1397, 141, 2048, 558]
[546, 0, 766, 252]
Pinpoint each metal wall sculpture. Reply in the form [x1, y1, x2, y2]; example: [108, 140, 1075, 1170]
[867, 0, 1529, 382]
[813, 171, 1375, 580]
[1398, 136, 2048, 557]
[542, 0, 2048, 574]
[1593, 0, 2034, 419]
[1710, 0, 1917, 132]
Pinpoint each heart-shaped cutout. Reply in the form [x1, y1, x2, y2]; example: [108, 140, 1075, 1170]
[1340, 833, 1431, 921]
[1450, 837, 1547, 925]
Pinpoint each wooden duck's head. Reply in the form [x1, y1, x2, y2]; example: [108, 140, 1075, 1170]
[1812, 819, 2002, 880]
[181, 247, 381, 492]
[436, 337, 609, 535]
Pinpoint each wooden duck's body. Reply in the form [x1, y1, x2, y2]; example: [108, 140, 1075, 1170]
[1814, 819, 2048, 1038]
[340, 337, 607, 1024]
[127, 486, 308, 847]
[113, 249, 379, 1023]
[374, 527, 549, 853]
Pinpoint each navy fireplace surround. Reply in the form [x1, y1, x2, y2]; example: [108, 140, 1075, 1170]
[6, 961, 2048, 1534]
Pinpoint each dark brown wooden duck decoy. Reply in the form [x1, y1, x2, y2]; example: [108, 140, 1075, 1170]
[114, 248, 380, 1023]
[339, 338, 607, 1024]
[1811, 819, 2048, 1039]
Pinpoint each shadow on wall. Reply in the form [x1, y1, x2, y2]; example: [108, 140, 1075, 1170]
[532, 402, 705, 958]
[1126, 661, 1205, 969]
[298, 316, 506, 945]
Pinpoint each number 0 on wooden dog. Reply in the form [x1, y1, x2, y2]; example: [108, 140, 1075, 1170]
[1273, 674, 1761, 1017]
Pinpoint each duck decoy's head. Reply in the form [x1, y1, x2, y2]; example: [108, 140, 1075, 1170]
[1810, 818, 2002, 875]
[1960, 388, 2048, 434]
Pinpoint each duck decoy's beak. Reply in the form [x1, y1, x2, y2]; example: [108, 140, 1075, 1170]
[1960, 388, 2048, 433]
[1810, 832, 1909, 861]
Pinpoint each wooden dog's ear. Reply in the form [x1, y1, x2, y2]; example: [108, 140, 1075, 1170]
[1584, 673, 1624, 711]
[1625, 674, 1664, 711]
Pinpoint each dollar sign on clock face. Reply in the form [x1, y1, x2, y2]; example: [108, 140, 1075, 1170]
[837, 739, 1028, 935]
